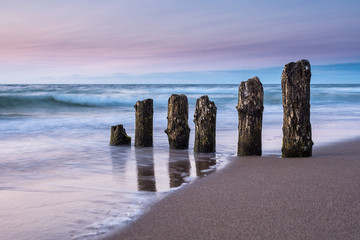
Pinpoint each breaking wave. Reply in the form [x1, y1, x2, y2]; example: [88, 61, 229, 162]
[0, 94, 132, 110]
[1, 84, 360, 112]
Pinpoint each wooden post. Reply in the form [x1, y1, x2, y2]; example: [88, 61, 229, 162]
[164, 94, 190, 149]
[236, 76, 264, 156]
[193, 95, 217, 153]
[281, 59, 313, 157]
[134, 99, 153, 147]
[109, 124, 131, 146]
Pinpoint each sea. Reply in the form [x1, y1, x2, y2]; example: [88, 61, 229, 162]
[1, 84, 360, 240]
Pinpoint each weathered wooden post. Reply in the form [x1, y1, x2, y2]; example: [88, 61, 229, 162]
[236, 76, 264, 156]
[164, 94, 190, 149]
[134, 99, 153, 147]
[109, 124, 131, 146]
[193, 95, 217, 153]
[281, 59, 313, 157]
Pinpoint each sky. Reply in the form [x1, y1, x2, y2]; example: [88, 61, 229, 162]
[0, 0, 360, 84]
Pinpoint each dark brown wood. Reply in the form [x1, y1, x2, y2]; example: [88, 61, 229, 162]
[164, 94, 190, 149]
[236, 76, 264, 156]
[109, 124, 131, 146]
[193, 95, 217, 153]
[281, 59, 313, 157]
[134, 99, 153, 147]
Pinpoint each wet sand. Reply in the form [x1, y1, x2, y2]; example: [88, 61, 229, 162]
[103, 138, 360, 240]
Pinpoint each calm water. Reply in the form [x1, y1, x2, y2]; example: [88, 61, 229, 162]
[1, 84, 360, 240]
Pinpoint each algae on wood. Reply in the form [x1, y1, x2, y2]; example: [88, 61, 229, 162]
[164, 94, 190, 149]
[193, 95, 217, 153]
[236, 76, 264, 156]
[109, 124, 131, 146]
[134, 99, 153, 147]
[281, 59, 313, 157]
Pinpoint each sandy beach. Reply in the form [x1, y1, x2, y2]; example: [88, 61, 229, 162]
[103, 138, 360, 240]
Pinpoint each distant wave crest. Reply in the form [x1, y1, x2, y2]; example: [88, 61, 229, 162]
[0, 94, 131, 109]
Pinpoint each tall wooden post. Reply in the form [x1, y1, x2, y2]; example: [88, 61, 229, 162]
[282, 59, 313, 157]
[236, 76, 264, 156]
[193, 95, 217, 153]
[134, 99, 153, 147]
[164, 94, 190, 149]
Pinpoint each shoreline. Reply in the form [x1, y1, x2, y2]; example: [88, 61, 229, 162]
[102, 137, 360, 240]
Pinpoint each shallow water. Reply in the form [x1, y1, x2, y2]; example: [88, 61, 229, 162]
[0, 84, 359, 240]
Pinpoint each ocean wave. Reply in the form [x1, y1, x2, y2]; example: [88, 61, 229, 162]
[0, 94, 133, 110]
[1, 84, 359, 112]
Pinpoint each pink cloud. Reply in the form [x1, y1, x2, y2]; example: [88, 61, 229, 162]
[0, 0, 359, 82]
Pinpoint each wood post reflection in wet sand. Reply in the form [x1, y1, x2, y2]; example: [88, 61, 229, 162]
[194, 153, 216, 177]
[168, 150, 190, 188]
[135, 148, 156, 192]
[110, 146, 131, 181]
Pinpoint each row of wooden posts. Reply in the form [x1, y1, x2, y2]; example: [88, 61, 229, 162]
[110, 59, 314, 157]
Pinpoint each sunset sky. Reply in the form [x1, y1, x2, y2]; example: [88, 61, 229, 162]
[1, 0, 360, 84]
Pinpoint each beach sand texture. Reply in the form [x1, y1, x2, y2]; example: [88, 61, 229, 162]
[104, 138, 360, 240]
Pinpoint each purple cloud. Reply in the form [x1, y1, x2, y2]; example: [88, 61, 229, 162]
[0, 0, 359, 83]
